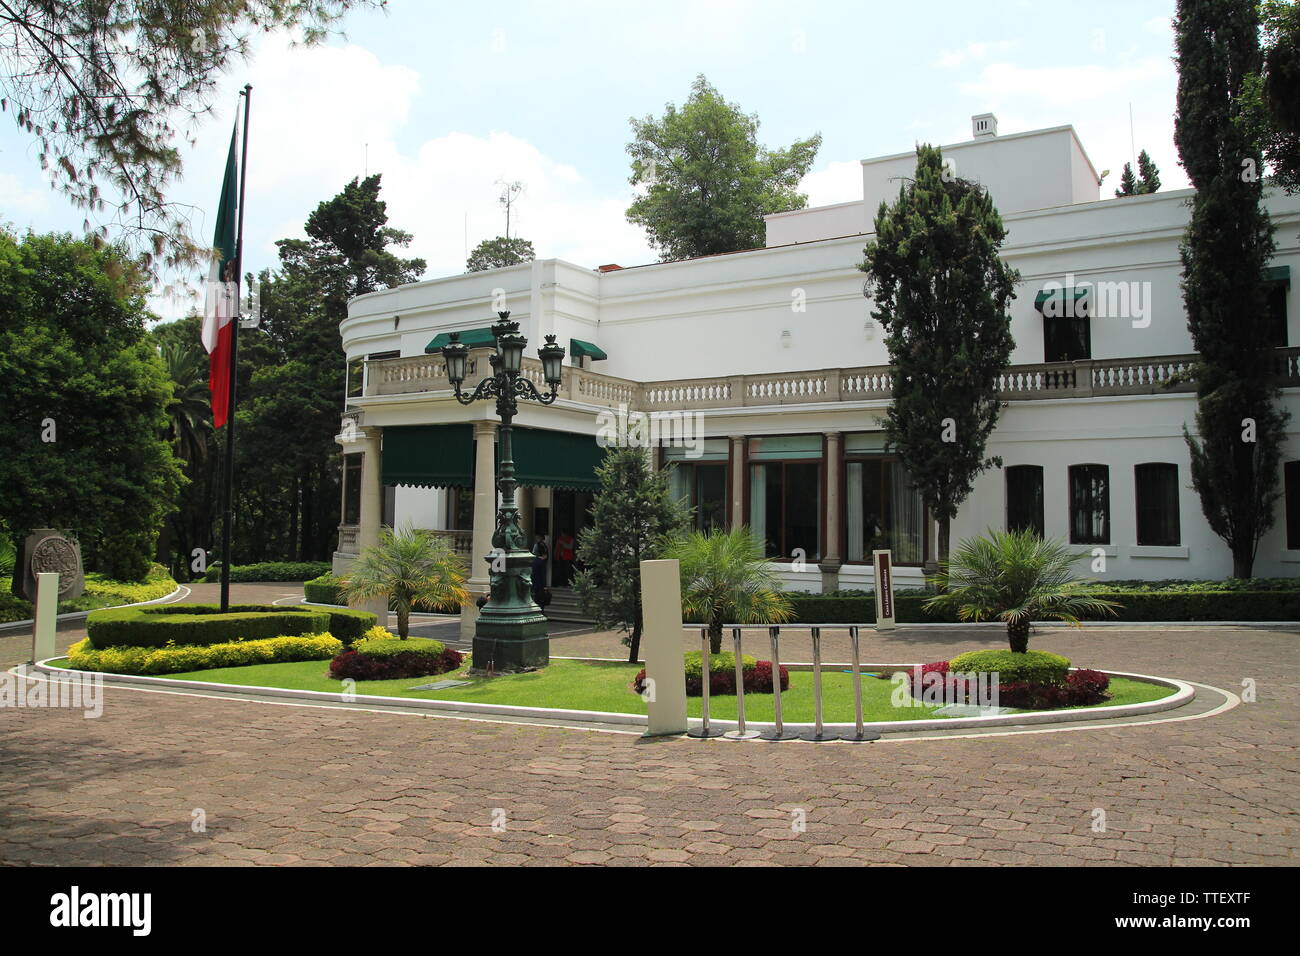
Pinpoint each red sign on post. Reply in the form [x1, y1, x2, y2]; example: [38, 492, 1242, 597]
[872, 549, 896, 630]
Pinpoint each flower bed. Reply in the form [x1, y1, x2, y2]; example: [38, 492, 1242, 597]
[0, 563, 178, 624]
[633, 650, 789, 697]
[66, 633, 342, 676]
[894, 656, 1112, 709]
[329, 628, 462, 680]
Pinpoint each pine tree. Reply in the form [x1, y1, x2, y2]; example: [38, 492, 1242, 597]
[1175, 0, 1286, 577]
[860, 144, 1019, 575]
[1115, 162, 1140, 197]
[1137, 149, 1162, 193]
[572, 447, 689, 662]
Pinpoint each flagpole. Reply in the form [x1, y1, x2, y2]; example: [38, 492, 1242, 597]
[220, 84, 252, 613]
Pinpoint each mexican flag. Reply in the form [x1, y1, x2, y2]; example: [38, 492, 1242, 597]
[201, 119, 241, 429]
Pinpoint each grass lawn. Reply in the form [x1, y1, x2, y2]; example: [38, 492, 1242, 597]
[75, 657, 1176, 723]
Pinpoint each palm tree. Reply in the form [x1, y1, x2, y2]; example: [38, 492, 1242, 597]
[667, 528, 793, 654]
[340, 524, 470, 638]
[159, 338, 212, 465]
[925, 529, 1120, 652]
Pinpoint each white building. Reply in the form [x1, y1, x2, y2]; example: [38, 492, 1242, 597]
[335, 115, 1300, 636]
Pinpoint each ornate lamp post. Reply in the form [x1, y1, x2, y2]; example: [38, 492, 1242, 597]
[442, 311, 565, 670]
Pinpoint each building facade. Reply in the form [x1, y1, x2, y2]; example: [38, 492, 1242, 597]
[335, 116, 1300, 637]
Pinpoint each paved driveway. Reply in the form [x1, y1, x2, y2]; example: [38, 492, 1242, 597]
[1, 583, 1296, 866]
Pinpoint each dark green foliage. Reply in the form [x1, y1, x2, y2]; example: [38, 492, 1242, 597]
[1114, 150, 1162, 196]
[573, 447, 690, 661]
[1248, 0, 1300, 193]
[0, 230, 184, 584]
[626, 74, 821, 261]
[859, 144, 1019, 565]
[234, 174, 424, 563]
[85, 604, 332, 649]
[0, 0, 382, 274]
[466, 236, 535, 272]
[320, 607, 379, 645]
[1174, 0, 1286, 577]
[304, 572, 344, 604]
[948, 649, 1072, 685]
[203, 561, 332, 583]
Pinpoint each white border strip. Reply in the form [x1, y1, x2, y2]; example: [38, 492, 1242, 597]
[30, 658, 1195, 734]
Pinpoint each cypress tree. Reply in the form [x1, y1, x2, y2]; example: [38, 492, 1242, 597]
[860, 144, 1019, 575]
[1175, 0, 1286, 577]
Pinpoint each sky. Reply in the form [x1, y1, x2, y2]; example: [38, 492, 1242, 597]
[0, 0, 1188, 321]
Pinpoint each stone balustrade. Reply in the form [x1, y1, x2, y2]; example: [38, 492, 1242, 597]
[360, 347, 1300, 412]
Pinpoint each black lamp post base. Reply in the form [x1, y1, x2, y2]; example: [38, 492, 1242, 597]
[472, 616, 549, 672]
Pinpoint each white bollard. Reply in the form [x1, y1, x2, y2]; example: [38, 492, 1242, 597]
[32, 571, 59, 663]
[639, 559, 687, 736]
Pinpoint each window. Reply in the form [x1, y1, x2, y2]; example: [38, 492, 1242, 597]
[842, 432, 927, 565]
[664, 440, 729, 534]
[342, 454, 362, 525]
[346, 358, 365, 399]
[1135, 463, 1180, 546]
[447, 486, 474, 530]
[1286, 462, 1300, 550]
[1044, 313, 1091, 362]
[748, 436, 821, 560]
[1069, 464, 1110, 544]
[1005, 465, 1044, 537]
[1266, 282, 1288, 348]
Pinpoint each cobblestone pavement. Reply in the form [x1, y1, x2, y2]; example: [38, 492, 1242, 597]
[1, 584, 1296, 866]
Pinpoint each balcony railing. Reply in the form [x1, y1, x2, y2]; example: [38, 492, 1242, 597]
[361, 347, 1300, 412]
[335, 525, 472, 557]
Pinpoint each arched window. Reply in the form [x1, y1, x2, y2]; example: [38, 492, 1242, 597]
[1134, 463, 1180, 546]
[1005, 465, 1044, 537]
[1069, 464, 1110, 545]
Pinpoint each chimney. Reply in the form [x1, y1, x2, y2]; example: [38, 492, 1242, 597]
[596, 263, 623, 273]
[972, 113, 998, 138]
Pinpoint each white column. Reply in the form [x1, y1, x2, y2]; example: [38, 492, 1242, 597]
[461, 420, 499, 641]
[351, 428, 388, 622]
[729, 435, 745, 530]
[820, 430, 842, 593]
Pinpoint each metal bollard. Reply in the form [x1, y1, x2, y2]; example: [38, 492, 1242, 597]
[723, 626, 761, 740]
[687, 628, 723, 738]
[760, 625, 799, 741]
[799, 626, 841, 741]
[841, 625, 881, 743]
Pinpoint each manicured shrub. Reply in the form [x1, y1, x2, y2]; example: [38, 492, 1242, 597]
[66, 633, 343, 676]
[321, 607, 377, 646]
[329, 635, 462, 681]
[85, 603, 332, 649]
[304, 572, 344, 605]
[996, 670, 1111, 709]
[900, 659, 1110, 709]
[203, 561, 332, 583]
[632, 652, 788, 697]
[949, 649, 1072, 685]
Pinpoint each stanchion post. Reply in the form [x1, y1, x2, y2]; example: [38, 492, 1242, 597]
[32, 571, 58, 664]
[760, 625, 799, 741]
[842, 624, 880, 743]
[799, 625, 841, 741]
[723, 626, 761, 741]
[687, 627, 723, 738]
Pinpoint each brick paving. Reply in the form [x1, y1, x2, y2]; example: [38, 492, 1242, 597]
[1, 583, 1296, 866]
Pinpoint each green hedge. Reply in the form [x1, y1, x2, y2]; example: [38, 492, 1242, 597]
[0, 563, 178, 624]
[352, 636, 448, 658]
[85, 603, 376, 649]
[202, 561, 332, 583]
[304, 572, 343, 605]
[949, 649, 1072, 684]
[67, 633, 343, 675]
[683, 650, 756, 679]
[786, 588, 1300, 624]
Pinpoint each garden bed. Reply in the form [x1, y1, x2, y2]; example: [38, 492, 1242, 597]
[0, 563, 179, 624]
[44, 656, 1177, 724]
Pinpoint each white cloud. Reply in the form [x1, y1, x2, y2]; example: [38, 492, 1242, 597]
[0, 171, 49, 220]
[960, 58, 1173, 106]
[799, 160, 862, 207]
[932, 40, 1014, 70]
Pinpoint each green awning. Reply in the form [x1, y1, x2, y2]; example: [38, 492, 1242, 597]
[1264, 265, 1291, 286]
[1034, 286, 1091, 312]
[569, 338, 608, 361]
[425, 327, 497, 354]
[382, 424, 474, 488]
[502, 427, 606, 491]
